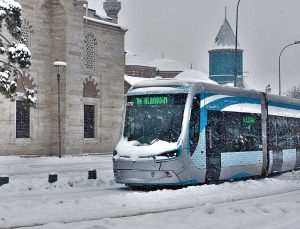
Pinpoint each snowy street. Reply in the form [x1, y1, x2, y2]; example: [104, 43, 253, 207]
[0, 155, 300, 229]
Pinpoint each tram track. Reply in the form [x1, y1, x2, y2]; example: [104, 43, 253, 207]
[6, 185, 300, 229]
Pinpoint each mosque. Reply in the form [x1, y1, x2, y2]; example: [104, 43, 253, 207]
[0, 2, 244, 156]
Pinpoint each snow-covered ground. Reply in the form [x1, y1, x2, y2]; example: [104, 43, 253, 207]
[1, 155, 300, 229]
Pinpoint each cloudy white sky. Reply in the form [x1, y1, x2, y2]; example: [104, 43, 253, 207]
[89, 0, 300, 93]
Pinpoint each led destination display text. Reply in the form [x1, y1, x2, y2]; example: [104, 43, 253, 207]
[243, 116, 256, 124]
[135, 96, 170, 105]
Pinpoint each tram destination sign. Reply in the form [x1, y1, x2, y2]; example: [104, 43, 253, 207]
[127, 94, 186, 107]
[135, 96, 170, 106]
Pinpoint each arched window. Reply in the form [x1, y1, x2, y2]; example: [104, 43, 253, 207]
[83, 76, 99, 98]
[16, 72, 36, 93]
[20, 19, 32, 48]
[84, 33, 97, 70]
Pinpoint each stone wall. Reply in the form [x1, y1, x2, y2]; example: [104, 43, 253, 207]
[0, 0, 125, 156]
[125, 65, 156, 78]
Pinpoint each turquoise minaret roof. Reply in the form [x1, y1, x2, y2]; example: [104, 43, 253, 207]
[209, 14, 244, 86]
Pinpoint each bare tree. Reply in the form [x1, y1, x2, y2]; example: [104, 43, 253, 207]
[285, 85, 300, 99]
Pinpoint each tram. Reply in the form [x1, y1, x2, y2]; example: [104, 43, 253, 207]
[113, 78, 300, 186]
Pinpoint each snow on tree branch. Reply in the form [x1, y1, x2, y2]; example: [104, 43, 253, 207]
[0, 70, 16, 98]
[7, 43, 31, 68]
[0, 0, 35, 107]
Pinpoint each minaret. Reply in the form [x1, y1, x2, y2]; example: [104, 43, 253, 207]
[103, 0, 121, 24]
[208, 8, 244, 86]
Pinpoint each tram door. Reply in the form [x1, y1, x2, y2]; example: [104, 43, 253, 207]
[205, 111, 222, 183]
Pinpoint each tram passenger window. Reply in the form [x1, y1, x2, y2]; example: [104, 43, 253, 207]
[207, 110, 223, 151]
[288, 118, 298, 149]
[268, 116, 277, 151]
[189, 97, 200, 155]
[223, 112, 261, 152]
[224, 112, 241, 152]
[297, 119, 300, 147]
[241, 114, 262, 151]
[276, 116, 288, 150]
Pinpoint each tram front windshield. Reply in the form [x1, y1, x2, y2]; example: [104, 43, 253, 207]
[124, 94, 187, 145]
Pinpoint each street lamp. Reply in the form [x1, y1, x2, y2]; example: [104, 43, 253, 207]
[279, 41, 300, 95]
[53, 61, 67, 158]
[234, 0, 241, 87]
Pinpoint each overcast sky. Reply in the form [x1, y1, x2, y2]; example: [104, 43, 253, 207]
[89, 0, 300, 93]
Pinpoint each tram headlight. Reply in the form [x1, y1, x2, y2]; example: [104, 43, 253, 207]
[159, 150, 179, 159]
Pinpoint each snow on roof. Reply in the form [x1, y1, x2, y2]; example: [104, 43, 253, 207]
[147, 58, 187, 71]
[87, 0, 107, 17]
[175, 69, 218, 85]
[125, 75, 190, 89]
[83, 5, 112, 20]
[124, 75, 152, 86]
[212, 18, 240, 50]
[83, 16, 128, 31]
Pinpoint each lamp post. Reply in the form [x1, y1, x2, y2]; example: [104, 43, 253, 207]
[53, 61, 67, 158]
[234, 0, 241, 87]
[279, 41, 300, 95]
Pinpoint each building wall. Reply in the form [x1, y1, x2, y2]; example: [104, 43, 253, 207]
[125, 65, 156, 78]
[0, 0, 125, 156]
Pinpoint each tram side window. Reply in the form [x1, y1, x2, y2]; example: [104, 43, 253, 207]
[224, 112, 241, 152]
[241, 113, 262, 151]
[298, 119, 300, 147]
[288, 117, 298, 149]
[207, 110, 223, 151]
[223, 112, 261, 152]
[268, 116, 277, 151]
[298, 119, 300, 148]
[189, 97, 200, 155]
[276, 116, 288, 150]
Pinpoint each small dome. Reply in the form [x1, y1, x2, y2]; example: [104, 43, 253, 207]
[147, 58, 186, 71]
[175, 69, 217, 84]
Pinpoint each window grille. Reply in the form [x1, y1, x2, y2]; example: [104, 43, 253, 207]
[84, 105, 95, 138]
[16, 101, 30, 138]
[84, 34, 96, 70]
[20, 23, 30, 48]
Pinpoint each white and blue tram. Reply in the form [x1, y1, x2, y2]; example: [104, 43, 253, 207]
[113, 79, 300, 186]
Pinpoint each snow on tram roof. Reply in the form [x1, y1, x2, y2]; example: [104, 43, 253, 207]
[128, 78, 300, 106]
[131, 78, 189, 89]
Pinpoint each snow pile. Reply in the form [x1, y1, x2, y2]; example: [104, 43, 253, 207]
[0, 155, 300, 228]
[175, 69, 218, 84]
[0, 155, 116, 195]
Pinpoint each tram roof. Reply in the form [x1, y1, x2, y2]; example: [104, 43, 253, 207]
[131, 78, 261, 98]
[266, 93, 300, 107]
[130, 78, 300, 106]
